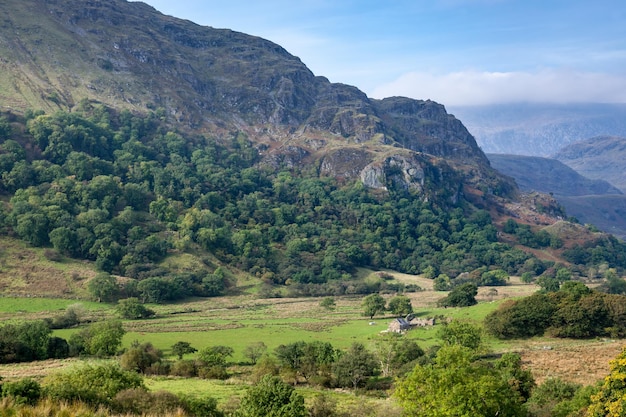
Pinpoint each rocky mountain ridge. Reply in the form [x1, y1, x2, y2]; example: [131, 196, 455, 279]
[0, 0, 510, 200]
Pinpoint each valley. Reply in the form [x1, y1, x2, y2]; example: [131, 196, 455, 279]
[0, 0, 625, 416]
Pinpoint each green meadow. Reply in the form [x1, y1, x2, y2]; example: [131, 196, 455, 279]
[0, 297, 104, 314]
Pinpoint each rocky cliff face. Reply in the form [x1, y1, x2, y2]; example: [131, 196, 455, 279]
[0, 0, 513, 200]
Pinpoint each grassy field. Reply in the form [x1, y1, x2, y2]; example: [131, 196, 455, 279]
[0, 297, 104, 314]
[0, 270, 623, 411]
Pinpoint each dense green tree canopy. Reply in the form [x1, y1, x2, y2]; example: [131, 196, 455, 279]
[395, 345, 527, 417]
[362, 293, 386, 319]
[485, 284, 626, 339]
[1, 106, 625, 304]
[235, 375, 306, 417]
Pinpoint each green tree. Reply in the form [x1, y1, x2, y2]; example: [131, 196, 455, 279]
[433, 273, 452, 291]
[243, 341, 267, 365]
[438, 320, 483, 350]
[479, 269, 508, 286]
[374, 333, 425, 377]
[70, 320, 125, 357]
[0, 320, 52, 363]
[120, 342, 163, 373]
[387, 295, 413, 317]
[333, 342, 378, 389]
[116, 297, 155, 319]
[44, 363, 143, 407]
[298, 341, 336, 383]
[484, 293, 557, 339]
[14, 212, 49, 246]
[395, 345, 526, 417]
[362, 293, 386, 319]
[198, 345, 234, 379]
[88, 272, 119, 302]
[171, 341, 198, 360]
[438, 282, 478, 307]
[198, 345, 234, 367]
[235, 374, 306, 417]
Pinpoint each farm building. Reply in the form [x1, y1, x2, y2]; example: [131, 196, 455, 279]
[387, 316, 436, 333]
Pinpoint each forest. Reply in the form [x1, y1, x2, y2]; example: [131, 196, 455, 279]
[1, 104, 625, 305]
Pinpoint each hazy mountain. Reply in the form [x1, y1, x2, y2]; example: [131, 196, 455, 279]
[487, 153, 626, 238]
[554, 136, 626, 193]
[487, 154, 622, 197]
[450, 103, 626, 157]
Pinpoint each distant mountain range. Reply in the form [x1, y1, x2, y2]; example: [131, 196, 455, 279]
[487, 154, 622, 197]
[450, 103, 626, 156]
[487, 153, 626, 238]
[554, 136, 626, 193]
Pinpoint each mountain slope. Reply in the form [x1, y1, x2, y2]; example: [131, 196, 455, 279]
[0, 0, 511, 198]
[487, 154, 622, 197]
[2, 0, 626, 301]
[487, 153, 626, 238]
[554, 136, 626, 193]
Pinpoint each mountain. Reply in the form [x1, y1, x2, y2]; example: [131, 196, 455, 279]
[0, 0, 507, 198]
[487, 153, 626, 238]
[554, 136, 626, 193]
[450, 103, 626, 157]
[487, 154, 622, 197]
[2, 0, 626, 301]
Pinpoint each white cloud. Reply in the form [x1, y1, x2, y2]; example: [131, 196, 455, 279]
[369, 70, 626, 106]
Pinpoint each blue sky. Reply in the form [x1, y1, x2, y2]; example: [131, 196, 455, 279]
[140, 0, 626, 106]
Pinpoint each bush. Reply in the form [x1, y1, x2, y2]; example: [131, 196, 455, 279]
[119, 342, 163, 373]
[198, 364, 229, 380]
[171, 359, 198, 377]
[44, 363, 144, 407]
[68, 320, 125, 357]
[180, 395, 224, 417]
[437, 283, 477, 307]
[113, 389, 183, 415]
[116, 297, 155, 319]
[145, 361, 171, 376]
[1, 378, 41, 405]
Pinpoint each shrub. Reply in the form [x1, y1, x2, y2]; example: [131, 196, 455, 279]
[43, 363, 144, 407]
[68, 320, 125, 357]
[180, 395, 224, 417]
[1, 378, 41, 405]
[113, 388, 183, 415]
[120, 342, 163, 373]
[437, 283, 477, 307]
[116, 297, 155, 319]
[171, 359, 198, 377]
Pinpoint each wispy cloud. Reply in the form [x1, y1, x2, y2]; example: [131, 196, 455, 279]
[369, 70, 626, 106]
